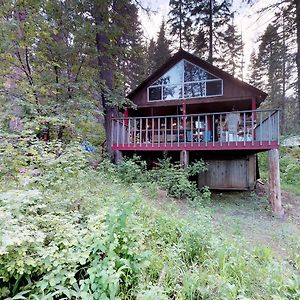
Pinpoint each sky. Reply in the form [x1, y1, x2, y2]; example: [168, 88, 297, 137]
[139, 0, 276, 78]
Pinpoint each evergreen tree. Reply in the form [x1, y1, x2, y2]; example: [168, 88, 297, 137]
[147, 39, 157, 74]
[168, 0, 194, 50]
[218, 22, 244, 78]
[112, 0, 148, 91]
[193, 29, 207, 58]
[152, 21, 171, 70]
[258, 24, 283, 109]
[248, 50, 263, 89]
[246, 0, 299, 129]
[168, 0, 233, 62]
[191, 0, 233, 62]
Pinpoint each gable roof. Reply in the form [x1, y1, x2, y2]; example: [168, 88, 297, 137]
[127, 48, 267, 100]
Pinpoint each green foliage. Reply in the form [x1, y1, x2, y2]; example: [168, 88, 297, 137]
[258, 147, 300, 195]
[116, 155, 148, 184]
[0, 130, 89, 185]
[101, 155, 209, 203]
[77, 120, 105, 147]
[1, 144, 300, 299]
[150, 157, 207, 201]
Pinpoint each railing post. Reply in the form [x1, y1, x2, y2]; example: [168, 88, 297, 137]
[171, 117, 173, 147]
[122, 119, 125, 146]
[260, 112, 263, 145]
[197, 115, 200, 146]
[212, 114, 215, 147]
[277, 110, 280, 145]
[140, 118, 142, 147]
[116, 120, 119, 147]
[158, 117, 161, 148]
[183, 113, 186, 147]
[191, 116, 193, 146]
[146, 118, 148, 148]
[243, 112, 246, 146]
[205, 114, 208, 147]
[152, 117, 154, 147]
[177, 116, 180, 147]
[220, 114, 223, 146]
[128, 118, 131, 146]
[134, 118, 136, 148]
[251, 111, 254, 145]
[165, 117, 167, 146]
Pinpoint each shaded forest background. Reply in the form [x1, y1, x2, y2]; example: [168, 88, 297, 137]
[0, 0, 299, 154]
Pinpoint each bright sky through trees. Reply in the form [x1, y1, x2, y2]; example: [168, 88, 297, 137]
[139, 0, 275, 70]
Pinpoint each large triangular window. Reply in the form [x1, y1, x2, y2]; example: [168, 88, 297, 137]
[148, 59, 223, 101]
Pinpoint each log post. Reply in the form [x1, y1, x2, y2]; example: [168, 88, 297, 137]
[180, 150, 189, 168]
[268, 149, 284, 217]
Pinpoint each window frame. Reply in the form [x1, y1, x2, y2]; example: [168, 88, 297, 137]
[147, 59, 223, 102]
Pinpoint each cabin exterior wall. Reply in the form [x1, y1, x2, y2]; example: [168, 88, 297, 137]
[120, 49, 277, 191]
[131, 77, 261, 109]
[198, 155, 256, 190]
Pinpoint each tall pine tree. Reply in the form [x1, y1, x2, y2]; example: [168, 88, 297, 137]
[218, 22, 244, 78]
[152, 21, 171, 71]
[168, 0, 233, 63]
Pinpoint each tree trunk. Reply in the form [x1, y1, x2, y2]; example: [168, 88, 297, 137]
[281, 11, 286, 131]
[296, 0, 300, 125]
[208, 0, 213, 63]
[268, 149, 284, 217]
[93, 1, 117, 158]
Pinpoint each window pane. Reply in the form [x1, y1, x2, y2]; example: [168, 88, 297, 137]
[149, 86, 162, 101]
[184, 60, 217, 82]
[152, 60, 184, 85]
[206, 80, 222, 96]
[163, 85, 182, 100]
[184, 82, 206, 98]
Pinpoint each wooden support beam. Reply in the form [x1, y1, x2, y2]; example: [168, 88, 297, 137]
[180, 150, 189, 168]
[268, 149, 284, 217]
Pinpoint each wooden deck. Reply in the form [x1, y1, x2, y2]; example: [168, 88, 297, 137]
[112, 109, 279, 152]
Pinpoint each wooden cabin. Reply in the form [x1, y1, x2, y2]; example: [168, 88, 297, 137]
[111, 49, 282, 214]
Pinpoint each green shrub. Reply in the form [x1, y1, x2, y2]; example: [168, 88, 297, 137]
[150, 157, 207, 201]
[116, 155, 148, 184]
[1, 142, 300, 299]
[258, 147, 300, 193]
[77, 120, 106, 147]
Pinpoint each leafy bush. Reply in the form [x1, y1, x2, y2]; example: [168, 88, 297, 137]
[116, 155, 148, 184]
[1, 142, 300, 299]
[77, 120, 106, 147]
[258, 147, 300, 193]
[150, 157, 208, 201]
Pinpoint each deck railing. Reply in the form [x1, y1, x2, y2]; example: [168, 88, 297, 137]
[112, 109, 279, 150]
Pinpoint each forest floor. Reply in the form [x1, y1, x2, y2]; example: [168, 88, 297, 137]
[154, 185, 300, 259]
[209, 186, 300, 258]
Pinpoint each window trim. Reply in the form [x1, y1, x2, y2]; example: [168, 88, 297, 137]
[147, 59, 224, 102]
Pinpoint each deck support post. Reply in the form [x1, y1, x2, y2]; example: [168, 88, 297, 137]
[268, 149, 284, 217]
[180, 150, 189, 168]
[114, 150, 123, 165]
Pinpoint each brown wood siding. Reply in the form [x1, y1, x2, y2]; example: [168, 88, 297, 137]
[131, 77, 261, 109]
[128, 50, 266, 110]
[198, 155, 256, 190]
